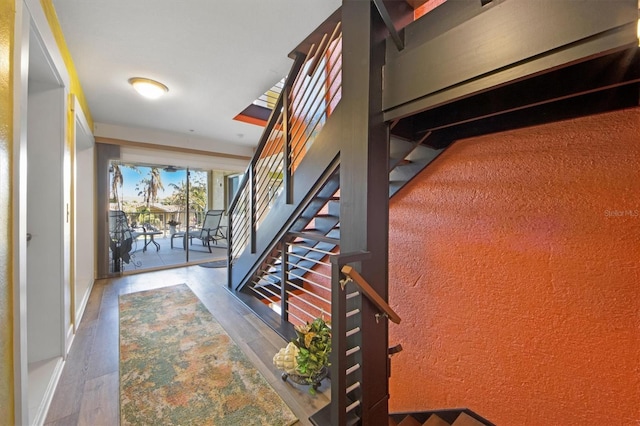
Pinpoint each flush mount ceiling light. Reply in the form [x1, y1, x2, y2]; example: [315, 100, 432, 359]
[128, 77, 169, 99]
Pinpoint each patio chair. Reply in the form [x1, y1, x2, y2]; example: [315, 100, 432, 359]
[171, 209, 225, 252]
[108, 210, 142, 264]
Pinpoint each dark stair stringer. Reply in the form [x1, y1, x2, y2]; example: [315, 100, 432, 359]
[243, 131, 445, 308]
[247, 168, 340, 291]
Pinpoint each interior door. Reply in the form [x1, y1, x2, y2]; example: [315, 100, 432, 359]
[26, 71, 65, 366]
[25, 26, 67, 425]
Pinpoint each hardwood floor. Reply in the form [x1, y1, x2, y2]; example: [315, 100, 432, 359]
[44, 265, 330, 425]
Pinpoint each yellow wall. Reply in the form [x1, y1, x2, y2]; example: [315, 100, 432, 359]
[40, 0, 94, 129]
[0, 1, 92, 422]
[0, 0, 15, 422]
[40, 0, 94, 336]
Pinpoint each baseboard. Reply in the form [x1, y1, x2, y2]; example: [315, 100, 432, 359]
[65, 324, 75, 355]
[75, 278, 95, 331]
[32, 357, 65, 426]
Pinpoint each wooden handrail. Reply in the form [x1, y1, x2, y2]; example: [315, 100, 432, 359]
[341, 265, 401, 324]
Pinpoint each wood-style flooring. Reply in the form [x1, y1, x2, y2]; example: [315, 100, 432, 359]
[44, 265, 330, 425]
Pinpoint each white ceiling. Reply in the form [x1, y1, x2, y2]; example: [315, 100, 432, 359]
[52, 0, 341, 150]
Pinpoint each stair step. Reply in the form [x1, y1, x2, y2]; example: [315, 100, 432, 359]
[389, 137, 418, 161]
[424, 414, 451, 426]
[397, 415, 424, 426]
[327, 199, 340, 216]
[289, 230, 339, 244]
[451, 413, 485, 426]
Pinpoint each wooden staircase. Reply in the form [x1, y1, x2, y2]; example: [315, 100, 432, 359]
[389, 410, 492, 426]
[389, 136, 443, 197]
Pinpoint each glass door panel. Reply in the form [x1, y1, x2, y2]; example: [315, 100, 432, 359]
[107, 162, 226, 273]
[187, 170, 224, 262]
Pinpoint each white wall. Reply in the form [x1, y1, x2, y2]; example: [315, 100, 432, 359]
[94, 122, 254, 159]
[75, 141, 94, 320]
[118, 144, 249, 173]
[26, 86, 64, 364]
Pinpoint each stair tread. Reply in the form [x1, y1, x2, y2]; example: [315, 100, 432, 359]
[289, 230, 339, 244]
[451, 413, 485, 426]
[424, 414, 451, 426]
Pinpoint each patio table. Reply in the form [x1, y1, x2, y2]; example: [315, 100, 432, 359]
[139, 231, 162, 252]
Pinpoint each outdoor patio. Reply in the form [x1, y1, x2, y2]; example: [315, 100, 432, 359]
[116, 233, 228, 272]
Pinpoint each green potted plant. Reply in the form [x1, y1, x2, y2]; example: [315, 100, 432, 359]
[273, 317, 331, 393]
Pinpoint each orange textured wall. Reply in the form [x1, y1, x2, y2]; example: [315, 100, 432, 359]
[388, 107, 640, 425]
[414, 0, 447, 20]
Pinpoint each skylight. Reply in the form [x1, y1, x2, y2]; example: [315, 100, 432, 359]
[234, 77, 286, 126]
[252, 77, 285, 109]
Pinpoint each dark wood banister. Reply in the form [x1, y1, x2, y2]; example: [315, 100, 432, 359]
[341, 264, 401, 324]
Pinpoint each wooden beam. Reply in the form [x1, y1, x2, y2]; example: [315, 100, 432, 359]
[383, 0, 638, 118]
[94, 136, 251, 161]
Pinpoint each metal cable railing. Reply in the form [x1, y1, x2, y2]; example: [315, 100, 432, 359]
[289, 26, 342, 172]
[343, 283, 363, 422]
[248, 234, 336, 327]
[253, 118, 285, 230]
[228, 20, 342, 267]
[316, 252, 403, 425]
[229, 184, 251, 260]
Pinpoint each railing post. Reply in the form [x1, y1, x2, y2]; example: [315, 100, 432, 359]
[249, 162, 256, 254]
[329, 254, 349, 426]
[226, 211, 233, 288]
[283, 52, 305, 205]
[340, 0, 400, 423]
[309, 250, 371, 426]
[283, 83, 293, 205]
[280, 238, 289, 323]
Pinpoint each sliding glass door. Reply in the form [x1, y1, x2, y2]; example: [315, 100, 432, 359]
[107, 162, 223, 273]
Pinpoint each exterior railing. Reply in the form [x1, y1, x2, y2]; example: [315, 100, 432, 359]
[119, 208, 209, 235]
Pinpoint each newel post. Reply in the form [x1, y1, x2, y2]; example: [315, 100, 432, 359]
[340, 0, 392, 423]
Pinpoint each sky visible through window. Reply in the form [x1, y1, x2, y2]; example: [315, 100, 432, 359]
[113, 163, 206, 204]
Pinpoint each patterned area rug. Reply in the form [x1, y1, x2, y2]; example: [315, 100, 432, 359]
[119, 284, 298, 425]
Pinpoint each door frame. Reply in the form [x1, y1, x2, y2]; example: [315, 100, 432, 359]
[13, 0, 75, 423]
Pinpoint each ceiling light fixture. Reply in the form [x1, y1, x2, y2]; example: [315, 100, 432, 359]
[128, 77, 169, 99]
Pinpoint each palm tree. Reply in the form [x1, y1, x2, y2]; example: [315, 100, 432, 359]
[165, 172, 208, 224]
[110, 163, 123, 203]
[137, 167, 165, 207]
[110, 163, 140, 207]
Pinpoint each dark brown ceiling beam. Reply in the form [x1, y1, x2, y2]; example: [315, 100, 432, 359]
[405, 48, 640, 136]
[383, 0, 638, 121]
